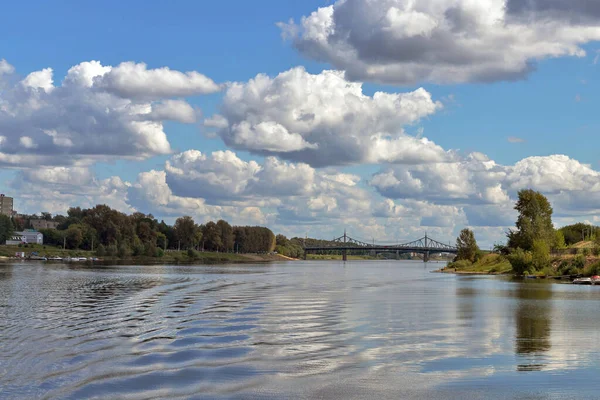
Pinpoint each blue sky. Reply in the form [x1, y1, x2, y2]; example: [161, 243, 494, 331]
[2, 0, 600, 246]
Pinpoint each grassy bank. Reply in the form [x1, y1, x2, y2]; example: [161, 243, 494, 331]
[440, 252, 600, 277]
[440, 254, 513, 275]
[0, 244, 293, 264]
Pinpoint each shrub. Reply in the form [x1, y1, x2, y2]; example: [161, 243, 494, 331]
[573, 254, 586, 269]
[583, 248, 591, 257]
[187, 249, 199, 259]
[508, 248, 533, 276]
[532, 240, 550, 271]
[117, 243, 131, 258]
[106, 244, 118, 257]
[593, 247, 600, 256]
[155, 248, 164, 258]
[450, 259, 472, 270]
[95, 244, 106, 257]
[586, 261, 600, 276]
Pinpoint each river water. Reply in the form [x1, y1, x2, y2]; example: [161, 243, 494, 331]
[2, 261, 600, 399]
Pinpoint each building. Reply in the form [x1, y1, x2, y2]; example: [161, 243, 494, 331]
[30, 219, 60, 230]
[6, 230, 44, 245]
[0, 194, 13, 216]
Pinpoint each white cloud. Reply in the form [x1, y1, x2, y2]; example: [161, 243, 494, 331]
[214, 67, 446, 166]
[0, 59, 15, 75]
[370, 153, 509, 205]
[147, 100, 197, 124]
[22, 68, 54, 92]
[281, 0, 600, 85]
[94, 61, 220, 99]
[508, 136, 525, 143]
[0, 59, 217, 167]
[13, 169, 133, 215]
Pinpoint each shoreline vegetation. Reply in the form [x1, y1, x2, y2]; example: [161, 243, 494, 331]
[443, 189, 600, 279]
[0, 244, 297, 265]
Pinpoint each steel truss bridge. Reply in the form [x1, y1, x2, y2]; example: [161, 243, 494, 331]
[304, 232, 457, 262]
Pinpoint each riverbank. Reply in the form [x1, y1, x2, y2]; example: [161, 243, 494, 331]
[438, 252, 600, 278]
[436, 254, 513, 275]
[0, 244, 296, 265]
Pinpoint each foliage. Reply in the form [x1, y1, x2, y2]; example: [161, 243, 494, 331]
[233, 226, 276, 253]
[572, 254, 586, 270]
[559, 223, 600, 246]
[174, 216, 198, 250]
[216, 220, 234, 252]
[203, 221, 223, 251]
[456, 228, 479, 262]
[507, 189, 555, 251]
[554, 230, 566, 249]
[451, 259, 473, 270]
[531, 240, 550, 271]
[508, 248, 533, 276]
[95, 244, 106, 257]
[0, 215, 14, 244]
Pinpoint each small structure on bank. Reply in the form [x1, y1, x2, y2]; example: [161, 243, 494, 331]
[6, 230, 44, 245]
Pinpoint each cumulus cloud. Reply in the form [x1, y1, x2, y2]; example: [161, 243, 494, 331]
[370, 153, 509, 205]
[370, 152, 600, 227]
[214, 66, 446, 166]
[94, 61, 220, 99]
[280, 0, 600, 85]
[13, 168, 133, 215]
[0, 59, 217, 167]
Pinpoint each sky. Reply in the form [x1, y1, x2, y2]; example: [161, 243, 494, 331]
[2, 0, 600, 247]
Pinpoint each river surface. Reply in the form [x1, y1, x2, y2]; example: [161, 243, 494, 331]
[2, 261, 600, 399]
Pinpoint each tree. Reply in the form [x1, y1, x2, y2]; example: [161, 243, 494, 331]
[508, 189, 555, 251]
[531, 240, 550, 271]
[174, 216, 197, 249]
[0, 215, 14, 244]
[555, 230, 566, 249]
[456, 228, 479, 263]
[65, 224, 84, 249]
[216, 220, 234, 252]
[203, 221, 222, 251]
[276, 234, 289, 247]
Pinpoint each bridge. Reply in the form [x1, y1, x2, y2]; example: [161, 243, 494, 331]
[303, 232, 457, 262]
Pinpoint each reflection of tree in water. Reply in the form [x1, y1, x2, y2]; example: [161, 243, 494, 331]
[514, 283, 552, 371]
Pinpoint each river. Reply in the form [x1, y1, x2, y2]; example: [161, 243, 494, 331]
[1, 260, 600, 399]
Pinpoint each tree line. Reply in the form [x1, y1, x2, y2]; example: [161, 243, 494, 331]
[5, 204, 278, 257]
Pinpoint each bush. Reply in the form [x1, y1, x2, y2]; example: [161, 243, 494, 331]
[449, 259, 472, 270]
[586, 261, 600, 276]
[593, 247, 600, 256]
[573, 254, 586, 269]
[508, 248, 533, 276]
[187, 249, 199, 259]
[532, 240, 550, 271]
[106, 244, 118, 257]
[118, 243, 131, 258]
[583, 248, 591, 257]
[95, 244, 106, 257]
[155, 248, 164, 258]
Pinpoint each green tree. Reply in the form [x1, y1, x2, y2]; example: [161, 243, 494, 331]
[0, 215, 14, 243]
[531, 240, 550, 271]
[555, 230, 566, 249]
[65, 225, 84, 249]
[508, 248, 533, 276]
[508, 189, 555, 251]
[174, 216, 197, 249]
[203, 221, 222, 251]
[216, 220, 234, 252]
[456, 228, 479, 262]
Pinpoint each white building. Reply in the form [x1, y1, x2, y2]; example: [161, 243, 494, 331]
[6, 230, 44, 245]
